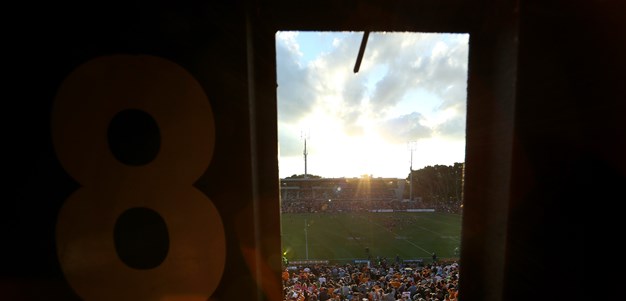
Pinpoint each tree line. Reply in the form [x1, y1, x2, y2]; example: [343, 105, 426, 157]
[406, 162, 465, 212]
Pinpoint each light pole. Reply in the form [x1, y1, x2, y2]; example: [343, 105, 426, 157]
[408, 141, 417, 201]
[301, 130, 310, 178]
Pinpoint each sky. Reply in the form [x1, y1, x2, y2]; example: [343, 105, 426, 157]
[276, 31, 469, 179]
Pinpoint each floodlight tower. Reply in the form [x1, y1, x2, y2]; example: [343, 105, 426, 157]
[301, 130, 310, 178]
[408, 141, 418, 201]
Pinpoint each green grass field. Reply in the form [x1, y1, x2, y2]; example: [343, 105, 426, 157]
[281, 212, 462, 263]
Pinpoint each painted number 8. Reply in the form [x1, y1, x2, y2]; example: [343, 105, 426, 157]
[52, 55, 226, 301]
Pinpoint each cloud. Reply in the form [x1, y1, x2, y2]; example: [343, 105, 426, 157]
[426, 38, 469, 112]
[278, 126, 304, 157]
[309, 33, 368, 109]
[286, 33, 372, 137]
[275, 31, 468, 177]
[337, 108, 364, 136]
[277, 32, 467, 126]
[364, 33, 469, 116]
[377, 112, 432, 143]
[435, 115, 466, 139]
[276, 32, 319, 123]
[342, 76, 368, 109]
[369, 69, 413, 115]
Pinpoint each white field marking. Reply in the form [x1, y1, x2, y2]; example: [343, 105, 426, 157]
[400, 237, 432, 256]
[418, 226, 461, 243]
[440, 235, 460, 240]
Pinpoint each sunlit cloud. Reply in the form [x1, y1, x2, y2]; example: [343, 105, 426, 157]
[276, 31, 468, 178]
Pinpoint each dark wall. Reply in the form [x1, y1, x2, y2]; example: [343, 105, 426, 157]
[3, 0, 624, 300]
[505, 1, 626, 300]
[4, 1, 281, 300]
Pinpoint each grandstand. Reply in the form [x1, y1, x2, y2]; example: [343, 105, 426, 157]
[280, 176, 433, 213]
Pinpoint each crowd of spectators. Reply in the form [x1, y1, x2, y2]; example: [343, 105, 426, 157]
[281, 199, 434, 214]
[280, 176, 463, 215]
[281, 260, 459, 301]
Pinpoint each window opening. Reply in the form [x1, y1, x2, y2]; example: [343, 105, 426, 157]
[276, 31, 468, 301]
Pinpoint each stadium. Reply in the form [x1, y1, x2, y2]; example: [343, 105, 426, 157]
[279, 175, 462, 264]
[279, 174, 462, 301]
